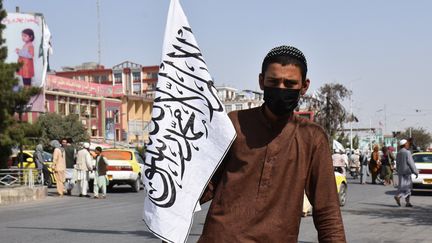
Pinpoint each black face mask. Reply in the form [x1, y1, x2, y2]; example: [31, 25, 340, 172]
[263, 87, 301, 116]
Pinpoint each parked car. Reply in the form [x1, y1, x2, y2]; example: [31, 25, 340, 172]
[302, 171, 348, 216]
[89, 148, 144, 192]
[335, 171, 347, 206]
[9, 150, 56, 187]
[411, 152, 432, 189]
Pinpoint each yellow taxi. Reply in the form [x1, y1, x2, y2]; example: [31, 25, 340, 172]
[334, 171, 347, 206]
[90, 148, 144, 192]
[303, 171, 347, 216]
[9, 150, 56, 187]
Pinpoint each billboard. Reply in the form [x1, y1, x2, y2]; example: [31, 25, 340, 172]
[2, 12, 51, 112]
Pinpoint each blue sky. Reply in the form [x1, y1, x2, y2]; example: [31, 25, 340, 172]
[4, 0, 432, 134]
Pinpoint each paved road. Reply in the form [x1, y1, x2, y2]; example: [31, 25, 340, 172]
[1, 177, 431, 243]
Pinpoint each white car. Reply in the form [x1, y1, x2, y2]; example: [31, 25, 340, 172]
[411, 152, 432, 189]
[89, 149, 144, 192]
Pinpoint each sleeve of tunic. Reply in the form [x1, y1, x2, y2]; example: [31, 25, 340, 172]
[305, 130, 346, 242]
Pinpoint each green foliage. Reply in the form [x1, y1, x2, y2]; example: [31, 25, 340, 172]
[396, 127, 432, 151]
[37, 113, 90, 146]
[301, 83, 352, 140]
[0, 2, 42, 168]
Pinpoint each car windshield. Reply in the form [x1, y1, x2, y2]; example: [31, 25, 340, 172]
[101, 151, 132, 160]
[412, 154, 432, 163]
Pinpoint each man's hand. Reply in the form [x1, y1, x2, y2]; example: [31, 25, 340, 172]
[415, 173, 419, 179]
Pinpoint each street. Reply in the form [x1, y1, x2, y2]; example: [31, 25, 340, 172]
[1, 177, 431, 243]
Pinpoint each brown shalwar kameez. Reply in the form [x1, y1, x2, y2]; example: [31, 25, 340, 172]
[199, 107, 346, 243]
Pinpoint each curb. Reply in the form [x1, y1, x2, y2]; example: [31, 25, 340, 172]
[0, 186, 47, 205]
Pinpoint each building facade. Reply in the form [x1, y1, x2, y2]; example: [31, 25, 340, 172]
[216, 86, 264, 113]
[23, 61, 159, 146]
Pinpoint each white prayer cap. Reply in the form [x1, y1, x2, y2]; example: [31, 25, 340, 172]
[83, 142, 90, 149]
[399, 139, 408, 146]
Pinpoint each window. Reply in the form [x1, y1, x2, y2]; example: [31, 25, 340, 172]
[147, 83, 156, 90]
[132, 72, 141, 82]
[135, 153, 145, 164]
[114, 111, 120, 124]
[80, 105, 88, 117]
[133, 83, 141, 94]
[114, 73, 122, 84]
[69, 104, 78, 114]
[90, 106, 98, 118]
[58, 103, 66, 115]
[235, 104, 243, 111]
[91, 129, 98, 137]
[100, 75, 108, 82]
[225, 105, 232, 113]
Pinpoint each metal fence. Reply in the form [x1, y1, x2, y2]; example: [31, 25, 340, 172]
[0, 168, 44, 188]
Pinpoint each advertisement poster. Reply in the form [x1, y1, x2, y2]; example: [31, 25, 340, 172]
[2, 12, 51, 112]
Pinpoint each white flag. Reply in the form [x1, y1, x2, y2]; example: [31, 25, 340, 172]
[143, 0, 236, 242]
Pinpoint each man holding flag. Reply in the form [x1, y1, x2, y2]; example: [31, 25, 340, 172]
[198, 46, 346, 242]
[143, 0, 236, 242]
[144, 0, 346, 242]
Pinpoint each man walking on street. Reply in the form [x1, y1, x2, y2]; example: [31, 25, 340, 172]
[75, 142, 93, 197]
[50, 140, 66, 197]
[394, 139, 418, 207]
[93, 146, 108, 199]
[62, 138, 76, 195]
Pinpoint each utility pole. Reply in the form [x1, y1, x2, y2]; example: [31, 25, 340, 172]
[349, 89, 353, 152]
[96, 0, 101, 65]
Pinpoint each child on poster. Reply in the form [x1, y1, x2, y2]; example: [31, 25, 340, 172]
[16, 28, 35, 86]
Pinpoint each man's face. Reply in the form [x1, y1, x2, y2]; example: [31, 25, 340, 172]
[61, 140, 67, 147]
[259, 63, 309, 95]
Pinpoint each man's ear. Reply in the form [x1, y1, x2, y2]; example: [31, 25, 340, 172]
[300, 78, 310, 95]
[259, 73, 264, 90]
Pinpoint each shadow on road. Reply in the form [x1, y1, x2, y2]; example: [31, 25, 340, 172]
[7, 226, 157, 238]
[343, 202, 432, 226]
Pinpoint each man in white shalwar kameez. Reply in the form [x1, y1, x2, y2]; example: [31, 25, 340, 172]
[395, 139, 418, 207]
[75, 142, 93, 197]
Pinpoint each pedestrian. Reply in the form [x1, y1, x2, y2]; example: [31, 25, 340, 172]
[369, 144, 381, 184]
[198, 45, 346, 242]
[381, 146, 395, 186]
[50, 140, 66, 197]
[359, 150, 369, 184]
[332, 149, 345, 175]
[394, 139, 419, 207]
[62, 138, 76, 195]
[75, 142, 93, 198]
[93, 146, 108, 199]
[33, 144, 50, 185]
[350, 149, 361, 177]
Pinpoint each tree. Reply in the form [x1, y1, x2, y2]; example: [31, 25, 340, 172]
[396, 127, 432, 151]
[0, 2, 41, 169]
[300, 83, 352, 140]
[37, 113, 90, 146]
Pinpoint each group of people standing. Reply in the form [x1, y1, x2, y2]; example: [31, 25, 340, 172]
[34, 139, 108, 199]
[367, 144, 396, 186]
[337, 139, 419, 207]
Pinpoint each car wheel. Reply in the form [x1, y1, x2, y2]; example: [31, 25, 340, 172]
[339, 183, 347, 207]
[107, 183, 114, 192]
[132, 178, 140, 193]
